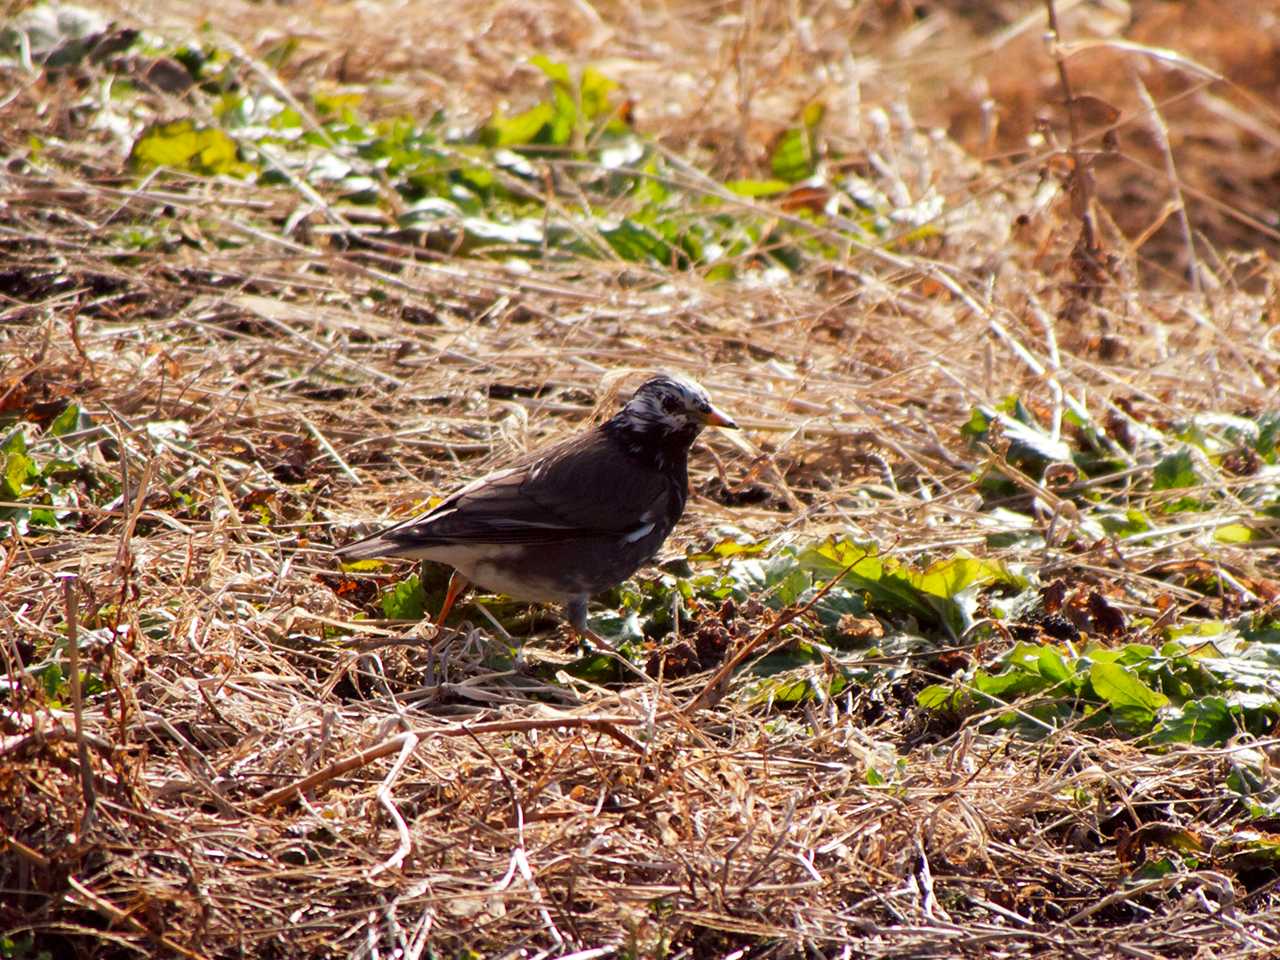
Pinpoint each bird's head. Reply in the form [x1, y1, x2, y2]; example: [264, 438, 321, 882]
[618, 374, 738, 440]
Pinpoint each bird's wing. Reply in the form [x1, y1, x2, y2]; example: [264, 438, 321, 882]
[337, 429, 674, 556]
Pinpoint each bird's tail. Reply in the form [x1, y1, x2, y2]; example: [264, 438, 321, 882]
[332, 532, 392, 561]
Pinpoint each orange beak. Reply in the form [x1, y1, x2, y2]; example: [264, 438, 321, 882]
[703, 406, 738, 429]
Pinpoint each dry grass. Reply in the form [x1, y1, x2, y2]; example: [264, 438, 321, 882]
[4, 0, 1280, 957]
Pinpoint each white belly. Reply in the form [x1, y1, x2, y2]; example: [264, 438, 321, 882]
[421, 544, 569, 603]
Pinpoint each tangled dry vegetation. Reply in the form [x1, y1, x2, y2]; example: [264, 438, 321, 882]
[4, 0, 1280, 957]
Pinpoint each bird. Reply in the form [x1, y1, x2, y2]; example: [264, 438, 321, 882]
[334, 373, 738, 643]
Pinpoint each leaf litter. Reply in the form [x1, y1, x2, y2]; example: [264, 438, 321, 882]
[4, 1, 1280, 957]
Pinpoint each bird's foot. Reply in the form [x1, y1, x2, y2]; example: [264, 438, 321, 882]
[569, 626, 655, 684]
[563, 597, 651, 682]
[573, 626, 617, 653]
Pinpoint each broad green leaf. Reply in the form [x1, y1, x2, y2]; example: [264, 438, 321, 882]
[2, 428, 26, 455]
[770, 102, 825, 183]
[1153, 447, 1199, 490]
[970, 667, 1049, 701]
[547, 85, 577, 144]
[812, 590, 871, 638]
[339, 558, 386, 572]
[916, 684, 957, 710]
[130, 120, 254, 177]
[1112, 642, 1158, 667]
[770, 127, 815, 183]
[484, 102, 557, 147]
[965, 400, 1073, 464]
[915, 556, 1020, 600]
[725, 179, 790, 198]
[961, 406, 993, 442]
[801, 100, 825, 129]
[1089, 661, 1168, 722]
[748, 660, 848, 706]
[765, 558, 810, 607]
[29, 506, 57, 526]
[601, 219, 682, 265]
[1037, 646, 1074, 686]
[810, 551, 933, 624]
[686, 537, 768, 562]
[313, 91, 364, 117]
[3, 451, 36, 498]
[792, 540, 1022, 636]
[530, 54, 572, 87]
[1099, 509, 1152, 538]
[381, 575, 427, 620]
[35, 662, 65, 701]
[1214, 523, 1257, 544]
[586, 609, 643, 643]
[1153, 696, 1235, 745]
[1194, 412, 1259, 446]
[1255, 411, 1280, 461]
[579, 66, 618, 121]
[49, 402, 80, 437]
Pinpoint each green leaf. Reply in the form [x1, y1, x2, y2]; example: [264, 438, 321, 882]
[530, 54, 572, 87]
[579, 66, 618, 121]
[1037, 646, 1074, 686]
[961, 406, 993, 442]
[130, 120, 254, 177]
[916, 683, 958, 710]
[586, 609, 643, 644]
[971, 666, 1050, 701]
[1255, 412, 1280, 461]
[795, 542, 922, 615]
[1089, 661, 1168, 727]
[1214, 523, 1256, 544]
[3, 451, 36, 499]
[35, 662, 65, 701]
[313, 91, 364, 117]
[381, 575, 427, 620]
[725, 179, 790, 198]
[48, 402, 80, 437]
[483, 102, 556, 147]
[686, 537, 768, 562]
[791, 539, 1022, 637]
[916, 556, 1019, 599]
[2, 428, 27, 455]
[1153, 696, 1235, 745]
[601, 219, 684, 266]
[770, 127, 815, 183]
[769, 102, 824, 183]
[1099, 509, 1152, 538]
[1136, 858, 1178, 880]
[1152, 447, 1199, 490]
[1001, 413, 1073, 463]
[748, 661, 848, 707]
[562, 651, 632, 684]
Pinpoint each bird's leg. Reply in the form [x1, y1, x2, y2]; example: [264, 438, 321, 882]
[564, 598, 655, 685]
[434, 571, 469, 627]
[565, 596, 615, 651]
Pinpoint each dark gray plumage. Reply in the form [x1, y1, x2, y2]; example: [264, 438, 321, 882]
[334, 374, 737, 635]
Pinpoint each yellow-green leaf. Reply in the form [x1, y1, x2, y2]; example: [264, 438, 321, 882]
[130, 120, 253, 177]
[1214, 523, 1256, 544]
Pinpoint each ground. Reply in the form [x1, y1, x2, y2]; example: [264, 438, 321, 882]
[3, 1, 1280, 957]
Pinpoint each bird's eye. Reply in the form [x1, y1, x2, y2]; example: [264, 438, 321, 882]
[661, 395, 681, 413]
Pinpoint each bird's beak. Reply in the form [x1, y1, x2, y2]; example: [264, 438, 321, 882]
[703, 406, 738, 429]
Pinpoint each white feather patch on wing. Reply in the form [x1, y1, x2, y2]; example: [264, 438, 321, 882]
[622, 521, 655, 543]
